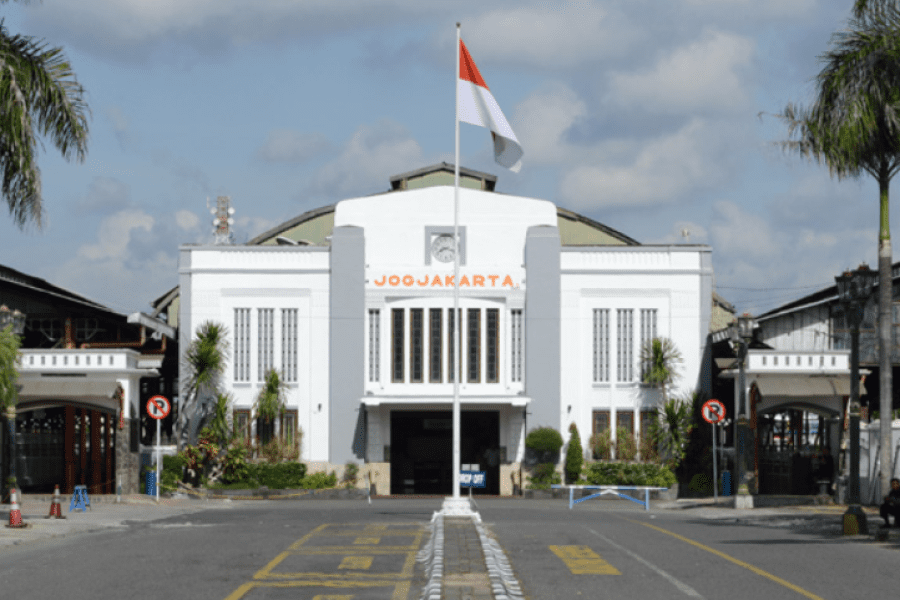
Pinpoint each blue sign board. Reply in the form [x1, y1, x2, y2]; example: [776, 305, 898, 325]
[460, 471, 486, 488]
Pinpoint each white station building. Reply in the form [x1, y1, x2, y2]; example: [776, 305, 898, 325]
[176, 164, 713, 495]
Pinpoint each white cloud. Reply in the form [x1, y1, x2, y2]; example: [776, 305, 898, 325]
[709, 201, 780, 261]
[558, 118, 722, 209]
[307, 120, 424, 198]
[609, 30, 754, 114]
[78, 209, 154, 260]
[175, 210, 200, 231]
[512, 83, 587, 165]
[462, 2, 638, 68]
[256, 130, 331, 164]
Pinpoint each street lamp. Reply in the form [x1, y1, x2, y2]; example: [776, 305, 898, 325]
[730, 313, 755, 508]
[835, 264, 877, 535]
[1, 305, 26, 495]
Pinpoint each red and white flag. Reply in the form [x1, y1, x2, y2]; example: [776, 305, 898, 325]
[458, 39, 523, 172]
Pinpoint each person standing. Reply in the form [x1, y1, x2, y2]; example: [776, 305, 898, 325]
[880, 478, 900, 527]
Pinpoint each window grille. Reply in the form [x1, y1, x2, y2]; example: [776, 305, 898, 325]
[281, 309, 298, 382]
[593, 309, 609, 382]
[368, 309, 380, 383]
[234, 308, 251, 382]
[258, 308, 274, 380]
[510, 309, 523, 383]
[617, 309, 634, 382]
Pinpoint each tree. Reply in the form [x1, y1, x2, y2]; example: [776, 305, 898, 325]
[0, 323, 21, 412]
[650, 396, 695, 472]
[775, 4, 900, 499]
[1, 1, 89, 229]
[565, 423, 584, 484]
[179, 321, 229, 449]
[640, 337, 682, 404]
[254, 369, 286, 445]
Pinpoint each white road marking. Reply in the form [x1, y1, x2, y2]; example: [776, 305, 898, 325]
[588, 528, 705, 598]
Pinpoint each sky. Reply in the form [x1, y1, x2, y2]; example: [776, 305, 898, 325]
[0, 0, 887, 319]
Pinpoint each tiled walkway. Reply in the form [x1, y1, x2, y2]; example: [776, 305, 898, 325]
[442, 517, 493, 600]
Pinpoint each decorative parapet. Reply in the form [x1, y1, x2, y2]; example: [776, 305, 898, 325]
[745, 349, 849, 373]
[20, 349, 143, 372]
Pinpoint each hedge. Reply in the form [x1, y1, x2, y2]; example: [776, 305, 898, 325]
[525, 427, 564, 453]
[583, 462, 676, 488]
[245, 462, 308, 489]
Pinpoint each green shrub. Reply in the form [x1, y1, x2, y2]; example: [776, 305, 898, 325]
[528, 462, 562, 490]
[301, 471, 338, 489]
[565, 423, 584, 484]
[689, 473, 713, 495]
[343, 462, 360, 489]
[589, 431, 612, 460]
[247, 462, 308, 489]
[615, 427, 638, 462]
[525, 427, 564, 453]
[221, 440, 250, 484]
[583, 462, 676, 488]
[208, 480, 257, 490]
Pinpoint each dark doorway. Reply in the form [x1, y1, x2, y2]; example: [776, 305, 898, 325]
[390, 410, 500, 495]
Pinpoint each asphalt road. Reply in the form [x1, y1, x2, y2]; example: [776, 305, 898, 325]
[0, 497, 897, 600]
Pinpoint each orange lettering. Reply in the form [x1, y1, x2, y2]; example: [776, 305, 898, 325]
[402, 275, 414, 286]
[389, 275, 400, 286]
[374, 276, 386, 287]
[502, 275, 514, 287]
[459, 275, 470, 287]
[445, 275, 455, 287]
[473, 275, 485, 287]
[488, 275, 499, 286]
[431, 275, 443, 287]
[417, 275, 429, 286]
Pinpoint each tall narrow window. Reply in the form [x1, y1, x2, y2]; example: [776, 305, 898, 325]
[640, 308, 657, 380]
[592, 410, 611, 459]
[281, 309, 298, 383]
[234, 308, 251, 382]
[617, 309, 634, 382]
[448, 308, 462, 383]
[281, 409, 298, 447]
[429, 309, 442, 382]
[593, 309, 609, 382]
[510, 309, 523, 383]
[467, 308, 481, 383]
[391, 308, 404, 382]
[234, 409, 251, 440]
[410, 309, 424, 383]
[368, 309, 380, 383]
[258, 309, 274, 380]
[486, 309, 499, 383]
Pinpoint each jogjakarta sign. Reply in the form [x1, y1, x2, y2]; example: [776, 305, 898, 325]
[372, 274, 520, 288]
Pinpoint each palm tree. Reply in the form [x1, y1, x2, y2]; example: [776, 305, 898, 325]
[775, 4, 900, 501]
[254, 369, 286, 446]
[1, 4, 89, 229]
[641, 337, 682, 404]
[179, 321, 229, 449]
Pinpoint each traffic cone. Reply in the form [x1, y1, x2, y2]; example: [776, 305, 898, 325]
[6, 487, 25, 528]
[47, 485, 65, 519]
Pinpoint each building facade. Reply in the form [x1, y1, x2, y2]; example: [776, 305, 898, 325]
[177, 165, 713, 495]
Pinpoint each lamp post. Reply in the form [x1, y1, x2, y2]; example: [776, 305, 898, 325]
[835, 264, 876, 535]
[1, 305, 26, 497]
[730, 313, 755, 508]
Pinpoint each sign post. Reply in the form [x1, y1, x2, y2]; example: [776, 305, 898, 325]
[702, 399, 726, 503]
[147, 395, 171, 504]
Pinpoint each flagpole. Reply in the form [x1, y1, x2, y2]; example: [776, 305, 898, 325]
[452, 21, 462, 502]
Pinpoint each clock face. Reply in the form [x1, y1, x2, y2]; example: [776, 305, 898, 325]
[431, 234, 456, 263]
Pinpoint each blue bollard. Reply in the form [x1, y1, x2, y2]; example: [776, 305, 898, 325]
[146, 471, 156, 497]
[722, 471, 732, 496]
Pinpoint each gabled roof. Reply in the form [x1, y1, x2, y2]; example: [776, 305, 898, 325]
[0, 263, 122, 317]
[757, 261, 900, 321]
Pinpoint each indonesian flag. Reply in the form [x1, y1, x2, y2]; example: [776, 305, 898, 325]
[458, 39, 523, 172]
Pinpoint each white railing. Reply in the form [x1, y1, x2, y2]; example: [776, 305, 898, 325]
[746, 349, 849, 372]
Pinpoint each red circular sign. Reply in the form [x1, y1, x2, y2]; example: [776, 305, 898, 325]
[702, 399, 726, 424]
[147, 395, 170, 420]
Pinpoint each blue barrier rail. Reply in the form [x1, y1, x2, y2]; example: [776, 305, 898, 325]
[551, 485, 668, 511]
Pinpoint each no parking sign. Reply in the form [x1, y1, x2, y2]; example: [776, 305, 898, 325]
[702, 399, 726, 424]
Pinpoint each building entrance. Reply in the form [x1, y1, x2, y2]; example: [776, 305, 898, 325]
[390, 410, 500, 495]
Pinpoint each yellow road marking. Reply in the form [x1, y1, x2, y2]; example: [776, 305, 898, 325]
[632, 520, 825, 600]
[313, 596, 354, 600]
[354, 536, 381, 545]
[339, 556, 374, 570]
[549, 545, 621, 575]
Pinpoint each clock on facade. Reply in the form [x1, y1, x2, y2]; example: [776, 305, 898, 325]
[431, 234, 456, 263]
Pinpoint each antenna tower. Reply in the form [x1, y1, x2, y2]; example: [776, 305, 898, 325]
[210, 196, 235, 245]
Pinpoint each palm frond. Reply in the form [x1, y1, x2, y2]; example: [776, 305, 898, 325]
[0, 19, 89, 229]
